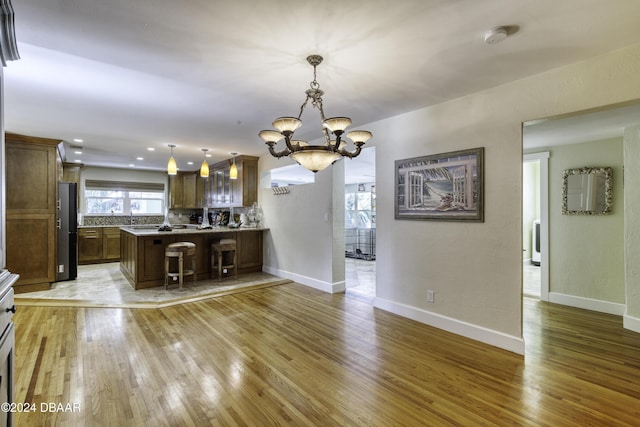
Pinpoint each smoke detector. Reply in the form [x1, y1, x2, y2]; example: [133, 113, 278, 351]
[484, 26, 509, 44]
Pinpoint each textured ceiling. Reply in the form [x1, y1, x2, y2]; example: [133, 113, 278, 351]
[4, 0, 640, 173]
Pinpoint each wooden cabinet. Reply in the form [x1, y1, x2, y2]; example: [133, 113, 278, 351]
[169, 172, 199, 208]
[237, 230, 263, 269]
[62, 162, 82, 206]
[78, 227, 121, 264]
[169, 156, 258, 209]
[209, 155, 258, 208]
[5, 133, 60, 293]
[79, 228, 103, 263]
[183, 173, 197, 208]
[120, 229, 265, 290]
[169, 173, 185, 208]
[103, 227, 122, 261]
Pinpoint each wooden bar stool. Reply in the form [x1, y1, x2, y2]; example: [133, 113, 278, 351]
[164, 241, 197, 290]
[211, 238, 237, 281]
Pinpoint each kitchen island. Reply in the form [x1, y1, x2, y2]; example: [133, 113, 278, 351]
[120, 225, 267, 290]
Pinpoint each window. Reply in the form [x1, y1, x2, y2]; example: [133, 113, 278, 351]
[345, 183, 376, 229]
[85, 180, 165, 215]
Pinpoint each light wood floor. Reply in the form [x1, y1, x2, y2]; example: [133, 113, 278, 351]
[12, 284, 640, 426]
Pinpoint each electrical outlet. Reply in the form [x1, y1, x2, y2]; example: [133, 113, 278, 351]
[223, 268, 228, 274]
[427, 290, 435, 303]
[58, 265, 64, 273]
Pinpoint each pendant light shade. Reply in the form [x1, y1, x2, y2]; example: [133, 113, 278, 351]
[290, 148, 342, 173]
[200, 148, 209, 178]
[167, 144, 177, 175]
[229, 152, 238, 180]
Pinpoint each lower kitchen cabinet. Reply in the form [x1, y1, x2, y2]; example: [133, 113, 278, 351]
[78, 228, 102, 263]
[103, 227, 122, 261]
[120, 228, 266, 290]
[79, 227, 121, 264]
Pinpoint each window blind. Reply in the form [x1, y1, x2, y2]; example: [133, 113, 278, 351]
[85, 180, 164, 192]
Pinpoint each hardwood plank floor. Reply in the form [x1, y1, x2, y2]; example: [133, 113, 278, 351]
[12, 284, 640, 426]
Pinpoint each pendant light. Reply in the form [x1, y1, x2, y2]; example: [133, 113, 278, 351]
[200, 148, 209, 178]
[229, 152, 238, 180]
[167, 144, 177, 175]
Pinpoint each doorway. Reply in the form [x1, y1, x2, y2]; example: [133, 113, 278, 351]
[522, 152, 549, 301]
[344, 147, 376, 302]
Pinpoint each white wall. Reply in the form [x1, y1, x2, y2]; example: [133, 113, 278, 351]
[259, 41, 640, 354]
[624, 124, 640, 331]
[260, 155, 345, 292]
[547, 138, 624, 310]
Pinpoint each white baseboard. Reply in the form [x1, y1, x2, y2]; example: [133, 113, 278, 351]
[623, 313, 640, 333]
[548, 292, 626, 315]
[262, 266, 345, 293]
[373, 297, 525, 355]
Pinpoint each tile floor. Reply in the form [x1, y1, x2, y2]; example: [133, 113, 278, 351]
[523, 261, 541, 298]
[15, 263, 290, 308]
[345, 258, 376, 302]
[14, 259, 376, 308]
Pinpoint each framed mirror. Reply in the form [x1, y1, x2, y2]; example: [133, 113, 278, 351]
[562, 167, 613, 215]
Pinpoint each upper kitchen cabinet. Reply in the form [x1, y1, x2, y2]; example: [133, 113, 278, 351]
[5, 132, 61, 293]
[170, 155, 258, 209]
[210, 155, 258, 208]
[169, 171, 198, 209]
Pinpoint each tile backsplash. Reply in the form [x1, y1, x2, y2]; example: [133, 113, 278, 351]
[82, 215, 164, 226]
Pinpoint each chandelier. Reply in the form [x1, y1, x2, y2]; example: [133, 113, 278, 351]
[259, 55, 372, 173]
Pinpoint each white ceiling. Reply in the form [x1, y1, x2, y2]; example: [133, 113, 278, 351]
[4, 0, 640, 175]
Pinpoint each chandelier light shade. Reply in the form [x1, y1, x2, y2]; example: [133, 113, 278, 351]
[200, 148, 209, 178]
[167, 144, 177, 175]
[259, 54, 372, 173]
[229, 152, 238, 180]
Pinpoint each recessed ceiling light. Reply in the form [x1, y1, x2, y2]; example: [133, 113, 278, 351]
[74, 159, 82, 163]
[136, 157, 144, 161]
[129, 164, 135, 167]
[147, 147, 155, 151]
[74, 150, 82, 155]
[73, 138, 83, 143]
[187, 161, 194, 165]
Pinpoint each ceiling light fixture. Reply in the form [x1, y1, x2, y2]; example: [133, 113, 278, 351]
[484, 26, 509, 44]
[200, 149, 210, 178]
[229, 152, 238, 180]
[259, 54, 372, 173]
[167, 144, 177, 175]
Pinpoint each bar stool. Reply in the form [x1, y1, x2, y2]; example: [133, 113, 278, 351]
[211, 238, 237, 281]
[164, 241, 197, 290]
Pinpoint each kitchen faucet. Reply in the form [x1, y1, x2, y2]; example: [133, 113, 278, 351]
[130, 211, 134, 225]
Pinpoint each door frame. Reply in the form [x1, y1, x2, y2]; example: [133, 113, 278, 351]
[524, 152, 549, 301]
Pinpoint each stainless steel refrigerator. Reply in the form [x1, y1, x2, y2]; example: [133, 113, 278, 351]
[57, 182, 78, 281]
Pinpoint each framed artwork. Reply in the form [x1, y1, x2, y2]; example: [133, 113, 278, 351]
[394, 147, 484, 222]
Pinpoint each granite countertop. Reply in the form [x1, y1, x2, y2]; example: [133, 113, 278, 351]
[120, 224, 268, 236]
[78, 225, 127, 228]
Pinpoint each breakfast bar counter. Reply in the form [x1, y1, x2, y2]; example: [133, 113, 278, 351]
[120, 225, 268, 290]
